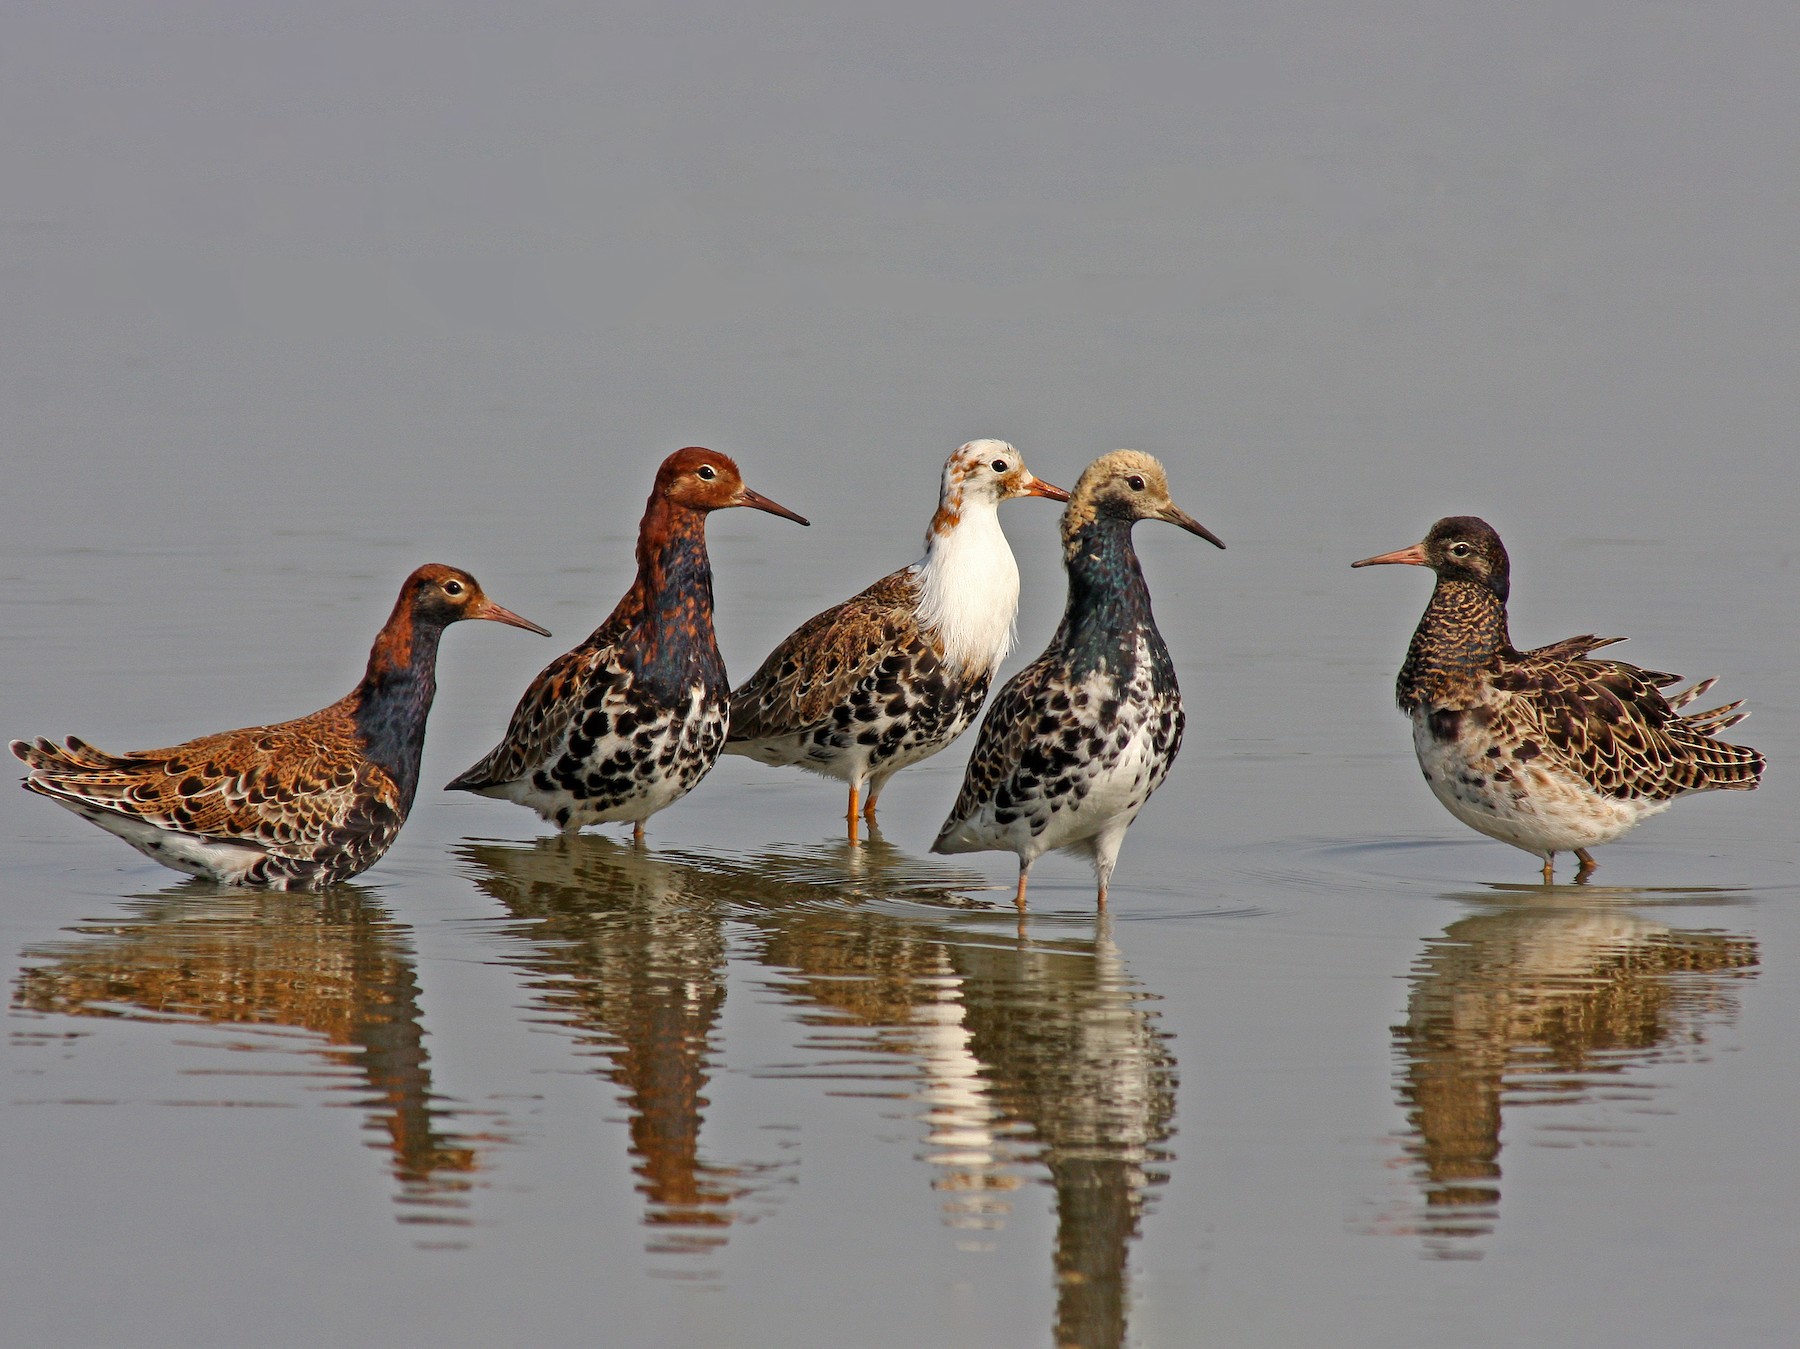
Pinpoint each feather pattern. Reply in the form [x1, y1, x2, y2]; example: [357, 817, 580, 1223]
[725, 440, 1066, 834]
[1356, 516, 1764, 880]
[933, 450, 1223, 909]
[449, 447, 806, 834]
[13, 565, 547, 888]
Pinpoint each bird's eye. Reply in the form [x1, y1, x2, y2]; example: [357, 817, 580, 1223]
[1126, 474, 1146, 491]
[1449, 542, 1472, 557]
[990, 458, 1009, 473]
[696, 465, 717, 481]
[443, 579, 465, 596]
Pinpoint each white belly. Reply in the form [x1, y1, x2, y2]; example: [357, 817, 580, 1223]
[1411, 711, 1669, 857]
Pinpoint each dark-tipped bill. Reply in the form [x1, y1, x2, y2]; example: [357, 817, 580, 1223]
[737, 487, 810, 526]
[1159, 504, 1226, 549]
[1351, 542, 1428, 568]
[470, 599, 552, 636]
[1021, 475, 1071, 503]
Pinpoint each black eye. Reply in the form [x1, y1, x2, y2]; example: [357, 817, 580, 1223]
[443, 579, 465, 596]
[696, 465, 716, 481]
[1126, 474, 1146, 491]
[990, 459, 1009, 473]
[1449, 542, 1472, 557]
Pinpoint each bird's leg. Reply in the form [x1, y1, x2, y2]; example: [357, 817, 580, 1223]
[861, 787, 880, 825]
[1542, 853, 1555, 884]
[1014, 863, 1030, 912]
[1096, 880, 1109, 910]
[1574, 848, 1598, 883]
[632, 821, 645, 845]
[846, 784, 860, 845]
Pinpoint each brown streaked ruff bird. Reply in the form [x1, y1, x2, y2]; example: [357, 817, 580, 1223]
[725, 439, 1069, 842]
[12, 565, 549, 889]
[1354, 516, 1764, 882]
[448, 447, 808, 839]
[932, 451, 1224, 910]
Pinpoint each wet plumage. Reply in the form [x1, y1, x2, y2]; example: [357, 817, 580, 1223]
[13, 565, 549, 888]
[448, 447, 807, 838]
[1354, 516, 1765, 881]
[726, 440, 1068, 840]
[933, 451, 1225, 910]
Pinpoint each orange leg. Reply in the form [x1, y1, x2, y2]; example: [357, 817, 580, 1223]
[1574, 848, 1597, 882]
[1014, 866, 1030, 911]
[846, 785, 860, 845]
[1541, 853, 1555, 884]
[633, 821, 645, 845]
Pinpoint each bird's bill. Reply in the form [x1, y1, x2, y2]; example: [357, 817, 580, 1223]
[1159, 504, 1226, 549]
[1351, 542, 1428, 568]
[736, 487, 811, 526]
[1019, 474, 1071, 502]
[470, 599, 552, 636]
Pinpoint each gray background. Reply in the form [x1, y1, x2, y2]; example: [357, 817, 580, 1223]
[2, 4, 1795, 1346]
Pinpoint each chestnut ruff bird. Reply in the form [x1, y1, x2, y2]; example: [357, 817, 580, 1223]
[12, 565, 549, 889]
[932, 451, 1224, 910]
[725, 439, 1068, 841]
[1353, 516, 1764, 882]
[448, 448, 807, 839]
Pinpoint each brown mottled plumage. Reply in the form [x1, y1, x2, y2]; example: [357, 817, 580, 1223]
[726, 440, 1068, 840]
[1354, 516, 1764, 881]
[13, 565, 549, 888]
[449, 448, 808, 838]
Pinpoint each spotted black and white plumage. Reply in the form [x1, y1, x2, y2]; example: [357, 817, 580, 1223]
[449, 448, 807, 837]
[1354, 516, 1765, 882]
[933, 451, 1224, 910]
[13, 565, 548, 889]
[726, 440, 1067, 840]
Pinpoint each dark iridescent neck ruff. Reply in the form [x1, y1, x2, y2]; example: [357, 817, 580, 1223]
[354, 622, 444, 810]
[1397, 577, 1512, 710]
[1058, 517, 1170, 684]
[621, 503, 725, 697]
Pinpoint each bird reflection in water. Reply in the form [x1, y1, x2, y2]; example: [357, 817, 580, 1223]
[1388, 885, 1757, 1257]
[11, 885, 491, 1244]
[458, 831, 1176, 1347]
[457, 833, 786, 1262]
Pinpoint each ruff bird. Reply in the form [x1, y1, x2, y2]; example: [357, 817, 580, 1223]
[726, 439, 1067, 841]
[14, 565, 548, 888]
[1353, 516, 1764, 882]
[932, 451, 1223, 909]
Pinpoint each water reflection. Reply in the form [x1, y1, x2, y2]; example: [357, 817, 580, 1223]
[459, 834, 1174, 1347]
[459, 834, 781, 1261]
[1390, 887, 1758, 1257]
[10, 886, 491, 1243]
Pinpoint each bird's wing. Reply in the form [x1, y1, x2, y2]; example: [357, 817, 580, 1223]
[933, 651, 1059, 841]
[728, 569, 929, 740]
[1493, 645, 1764, 799]
[447, 644, 625, 790]
[13, 707, 383, 860]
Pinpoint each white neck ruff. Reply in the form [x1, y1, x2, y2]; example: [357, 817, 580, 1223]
[911, 497, 1019, 676]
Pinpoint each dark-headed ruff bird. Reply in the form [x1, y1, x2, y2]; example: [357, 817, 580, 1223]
[13, 565, 548, 888]
[932, 451, 1224, 910]
[1353, 516, 1764, 882]
[448, 448, 807, 839]
[726, 439, 1068, 841]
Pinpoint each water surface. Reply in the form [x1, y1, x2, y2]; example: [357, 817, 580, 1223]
[4, 4, 1798, 1346]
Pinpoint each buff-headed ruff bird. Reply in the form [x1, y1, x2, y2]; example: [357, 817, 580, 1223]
[933, 451, 1223, 909]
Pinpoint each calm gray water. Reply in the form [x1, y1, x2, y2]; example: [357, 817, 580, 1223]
[3, 5, 1797, 1346]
